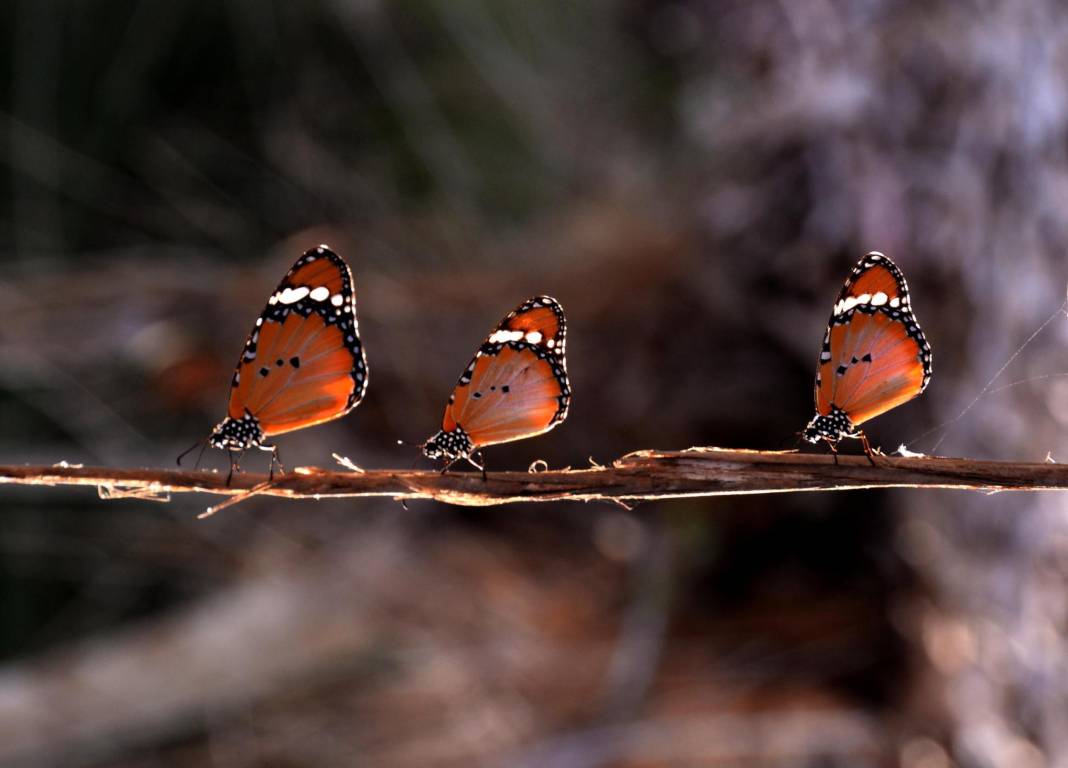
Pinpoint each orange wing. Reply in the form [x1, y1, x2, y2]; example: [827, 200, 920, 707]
[814, 252, 931, 425]
[499, 304, 562, 341]
[442, 296, 569, 449]
[837, 261, 905, 303]
[228, 245, 368, 436]
[815, 312, 927, 426]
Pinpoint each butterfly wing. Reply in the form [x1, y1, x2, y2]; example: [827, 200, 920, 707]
[814, 252, 931, 427]
[443, 296, 570, 449]
[228, 245, 368, 437]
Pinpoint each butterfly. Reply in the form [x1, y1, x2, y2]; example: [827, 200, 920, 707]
[420, 296, 571, 472]
[185, 245, 368, 477]
[802, 251, 932, 457]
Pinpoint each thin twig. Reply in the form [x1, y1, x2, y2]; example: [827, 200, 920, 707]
[2, 448, 1067, 507]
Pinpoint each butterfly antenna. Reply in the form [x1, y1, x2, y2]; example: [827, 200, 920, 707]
[779, 432, 803, 450]
[397, 437, 430, 469]
[177, 437, 208, 468]
[194, 440, 209, 470]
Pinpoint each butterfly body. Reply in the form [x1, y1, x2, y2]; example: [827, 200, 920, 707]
[197, 245, 368, 473]
[421, 425, 475, 464]
[209, 410, 265, 451]
[803, 252, 931, 450]
[422, 296, 571, 470]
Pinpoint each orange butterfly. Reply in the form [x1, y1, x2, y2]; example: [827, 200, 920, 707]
[802, 251, 932, 456]
[191, 245, 368, 476]
[421, 296, 571, 472]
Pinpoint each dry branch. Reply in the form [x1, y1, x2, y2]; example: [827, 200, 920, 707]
[2, 448, 1067, 508]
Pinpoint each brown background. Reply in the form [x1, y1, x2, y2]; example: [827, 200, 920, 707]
[1, 1, 1066, 766]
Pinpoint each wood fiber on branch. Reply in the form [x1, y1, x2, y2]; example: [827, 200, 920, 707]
[0, 448, 1065, 509]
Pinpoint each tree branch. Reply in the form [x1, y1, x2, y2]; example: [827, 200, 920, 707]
[1, 447, 1066, 507]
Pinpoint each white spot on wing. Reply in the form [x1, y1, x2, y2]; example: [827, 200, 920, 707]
[488, 329, 524, 344]
[277, 286, 310, 304]
[525, 331, 543, 344]
[309, 286, 330, 302]
[834, 292, 878, 315]
[330, 293, 344, 306]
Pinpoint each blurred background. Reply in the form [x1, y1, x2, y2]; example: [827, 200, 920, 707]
[1, 1, 1068, 766]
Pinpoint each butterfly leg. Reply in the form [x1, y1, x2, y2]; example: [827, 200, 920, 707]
[466, 450, 488, 481]
[260, 444, 285, 481]
[226, 449, 242, 486]
[440, 458, 460, 474]
[822, 438, 839, 465]
[858, 432, 879, 466]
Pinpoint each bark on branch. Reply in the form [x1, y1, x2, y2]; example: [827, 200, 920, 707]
[1, 447, 1066, 508]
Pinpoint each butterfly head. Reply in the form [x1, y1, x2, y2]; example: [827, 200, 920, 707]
[801, 418, 828, 444]
[802, 407, 855, 444]
[209, 411, 264, 451]
[421, 426, 474, 461]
